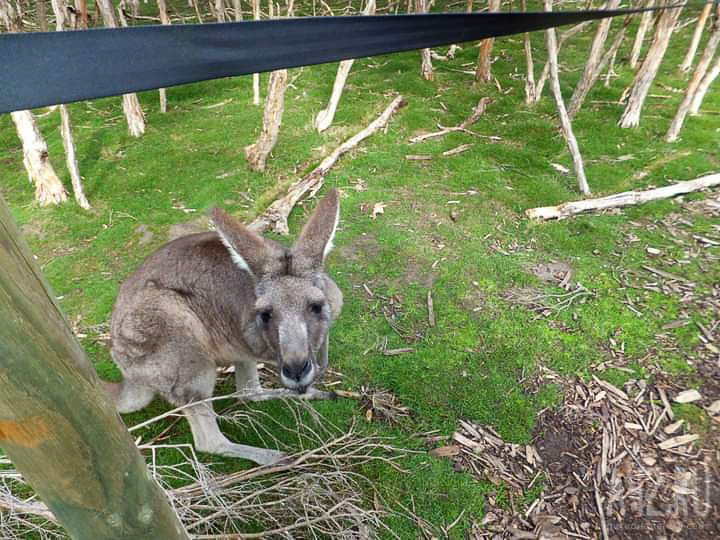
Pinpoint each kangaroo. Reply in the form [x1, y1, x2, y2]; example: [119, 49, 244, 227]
[104, 189, 343, 465]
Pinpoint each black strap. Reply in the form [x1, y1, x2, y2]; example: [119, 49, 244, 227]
[0, 5, 694, 113]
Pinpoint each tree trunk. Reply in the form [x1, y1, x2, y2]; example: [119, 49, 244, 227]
[534, 21, 593, 103]
[315, 0, 375, 132]
[545, 0, 590, 196]
[36, 0, 47, 31]
[75, 0, 88, 28]
[416, 0, 433, 80]
[679, 2, 712, 73]
[157, 0, 172, 113]
[522, 0, 536, 104]
[475, 0, 501, 82]
[629, 0, 654, 69]
[0, 195, 190, 540]
[48, 0, 90, 209]
[213, 0, 226, 22]
[666, 6, 720, 142]
[10, 111, 68, 205]
[232, 0, 242, 20]
[96, 0, 146, 137]
[252, 0, 260, 105]
[689, 52, 720, 115]
[245, 68, 288, 171]
[567, 0, 622, 119]
[619, 6, 683, 128]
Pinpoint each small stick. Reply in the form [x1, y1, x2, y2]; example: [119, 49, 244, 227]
[427, 291, 435, 327]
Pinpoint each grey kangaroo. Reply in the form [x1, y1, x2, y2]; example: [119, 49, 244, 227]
[104, 189, 343, 465]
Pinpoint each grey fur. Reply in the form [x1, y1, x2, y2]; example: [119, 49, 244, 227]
[106, 189, 343, 465]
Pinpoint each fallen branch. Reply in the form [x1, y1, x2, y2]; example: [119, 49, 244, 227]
[250, 95, 406, 234]
[526, 173, 720, 219]
[408, 97, 490, 143]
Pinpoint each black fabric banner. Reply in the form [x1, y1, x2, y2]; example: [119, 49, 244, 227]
[0, 5, 694, 114]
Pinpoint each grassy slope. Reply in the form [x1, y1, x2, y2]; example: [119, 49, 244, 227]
[1, 1, 719, 535]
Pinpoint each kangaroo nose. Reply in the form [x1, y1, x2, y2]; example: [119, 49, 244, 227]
[281, 359, 312, 382]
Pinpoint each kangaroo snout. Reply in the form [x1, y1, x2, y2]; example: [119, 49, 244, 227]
[280, 357, 315, 393]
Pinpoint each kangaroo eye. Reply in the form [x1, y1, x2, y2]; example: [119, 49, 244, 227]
[259, 309, 273, 324]
[309, 302, 324, 315]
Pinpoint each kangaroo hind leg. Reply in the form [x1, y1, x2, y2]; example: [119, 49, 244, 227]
[103, 379, 155, 414]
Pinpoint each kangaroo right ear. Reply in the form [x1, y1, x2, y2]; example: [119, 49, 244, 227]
[211, 208, 281, 277]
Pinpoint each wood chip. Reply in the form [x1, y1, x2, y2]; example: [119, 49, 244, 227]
[429, 445, 461, 458]
[624, 422, 643, 430]
[658, 434, 699, 450]
[592, 375, 629, 401]
[673, 389, 702, 403]
[707, 400, 720, 415]
[664, 419, 684, 434]
[405, 154, 432, 161]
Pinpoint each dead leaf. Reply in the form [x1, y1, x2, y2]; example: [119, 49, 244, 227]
[658, 434, 699, 450]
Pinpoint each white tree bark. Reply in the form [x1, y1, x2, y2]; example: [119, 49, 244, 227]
[245, 69, 288, 171]
[416, 0, 433, 80]
[11, 111, 68, 206]
[689, 53, 720, 115]
[96, 0, 146, 137]
[679, 2, 712, 73]
[666, 7, 720, 141]
[157, 0, 172, 113]
[51, 0, 90, 209]
[475, 0, 501, 82]
[526, 173, 720, 220]
[567, 0, 622, 118]
[522, 0, 536, 104]
[629, 0, 655, 69]
[252, 0, 261, 105]
[544, 0, 590, 196]
[619, 6, 683, 128]
[232, 0, 242, 20]
[314, 0, 375, 132]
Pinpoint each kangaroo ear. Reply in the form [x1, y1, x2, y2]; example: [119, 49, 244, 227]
[291, 188, 340, 274]
[211, 207, 284, 277]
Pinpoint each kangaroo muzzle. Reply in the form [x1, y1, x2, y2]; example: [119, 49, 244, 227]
[278, 319, 317, 392]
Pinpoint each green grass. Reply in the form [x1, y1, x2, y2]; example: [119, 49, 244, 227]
[2, 0, 719, 536]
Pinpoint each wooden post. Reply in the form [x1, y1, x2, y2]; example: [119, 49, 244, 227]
[0, 195, 189, 540]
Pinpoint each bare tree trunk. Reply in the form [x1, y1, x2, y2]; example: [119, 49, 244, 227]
[666, 6, 720, 142]
[679, 2, 712, 73]
[534, 21, 593, 103]
[245, 69, 288, 171]
[567, 0, 621, 118]
[252, 0, 260, 105]
[689, 52, 720, 115]
[96, 0, 146, 137]
[50, 0, 90, 209]
[232, 0, 242, 20]
[619, 6, 683, 128]
[416, 0, 433, 80]
[466, 0, 472, 11]
[75, 0, 88, 27]
[475, 0, 501, 82]
[545, 0, 590, 196]
[157, 0, 171, 113]
[36, 0, 47, 31]
[629, 0, 654, 69]
[522, 0, 536, 104]
[0, 196, 190, 540]
[213, 0, 226, 21]
[11, 111, 68, 205]
[315, 0, 375, 132]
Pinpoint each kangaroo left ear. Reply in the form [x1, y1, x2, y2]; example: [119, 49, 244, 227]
[291, 189, 340, 274]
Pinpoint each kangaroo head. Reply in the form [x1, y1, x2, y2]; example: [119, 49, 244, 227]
[211, 189, 341, 393]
